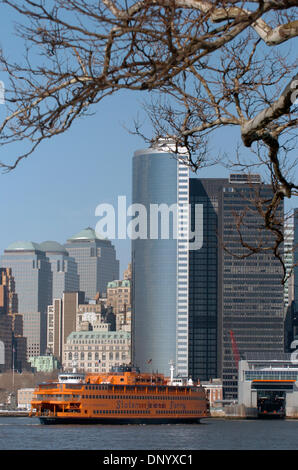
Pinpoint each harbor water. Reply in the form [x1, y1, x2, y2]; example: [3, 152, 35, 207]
[1, 417, 298, 450]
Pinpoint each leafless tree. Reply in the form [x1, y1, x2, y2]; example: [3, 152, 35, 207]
[0, 0, 297, 278]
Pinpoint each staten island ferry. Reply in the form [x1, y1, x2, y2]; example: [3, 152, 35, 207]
[30, 363, 209, 424]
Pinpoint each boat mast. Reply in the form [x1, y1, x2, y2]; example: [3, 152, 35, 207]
[169, 360, 175, 385]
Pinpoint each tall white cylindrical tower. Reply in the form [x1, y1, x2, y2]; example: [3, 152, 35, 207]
[132, 141, 189, 376]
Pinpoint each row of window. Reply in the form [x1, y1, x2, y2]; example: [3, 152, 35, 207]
[70, 339, 128, 343]
[67, 345, 129, 350]
[93, 409, 150, 415]
[92, 409, 200, 415]
[36, 394, 80, 400]
[245, 371, 298, 380]
[83, 394, 203, 400]
[67, 352, 127, 360]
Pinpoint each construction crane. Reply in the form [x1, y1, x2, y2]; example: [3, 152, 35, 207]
[229, 330, 240, 368]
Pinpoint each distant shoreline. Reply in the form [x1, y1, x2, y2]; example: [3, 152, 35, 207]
[0, 411, 29, 417]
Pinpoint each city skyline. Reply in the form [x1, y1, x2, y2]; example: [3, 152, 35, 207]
[0, 157, 296, 278]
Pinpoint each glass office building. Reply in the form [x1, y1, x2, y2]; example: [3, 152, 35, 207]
[132, 141, 189, 376]
[188, 179, 222, 382]
[189, 176, 285, 399]
[64, 228, 119, 300]
[284, 220, 295, 309]
[40, 241, 79, 300]
[1, 241, 52, 356]
[294, 209, 298, 309]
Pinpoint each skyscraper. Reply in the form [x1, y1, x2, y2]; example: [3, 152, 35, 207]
[47, 291, 85, 362]
[288, 208, 298, 343]
[132, 140, 190, 377]
[189, 175, 285, 399]
[107, 279, 131, 330]
[1, 241, 52, 357]
[39, 241, 79, 300]
[284, 219, 295, 309]
[0, 268, 28, 371]
[188, 178, 222, 382]
[0, 314, 12, 372]
[64, 228, 119, 300]
[0, 267, 18, 316]
[294, 209, 298, 310]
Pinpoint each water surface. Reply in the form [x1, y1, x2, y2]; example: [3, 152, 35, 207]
[1, 417, 298, 450]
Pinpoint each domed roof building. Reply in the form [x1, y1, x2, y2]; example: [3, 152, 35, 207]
[1, 240, 52, 358]
[65, 227, 119, 300]
[39, 241, 68, 254]
[39, 241, 79, 301]
[67, 227, 106, 242]
[5, 241, 43, 252]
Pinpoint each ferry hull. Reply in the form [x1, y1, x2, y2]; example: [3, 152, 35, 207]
[257, 412, 285, 419]
[39, 416, 202, 425]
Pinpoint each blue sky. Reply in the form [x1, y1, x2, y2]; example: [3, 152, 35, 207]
[0, 4, 296, 275]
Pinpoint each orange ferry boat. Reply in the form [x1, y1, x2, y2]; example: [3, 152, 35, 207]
[30, 364, 209, 424]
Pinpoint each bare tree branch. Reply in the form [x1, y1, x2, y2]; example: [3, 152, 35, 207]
[0, 1, 297, 275]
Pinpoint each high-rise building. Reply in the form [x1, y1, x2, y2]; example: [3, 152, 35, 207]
[132, 140, 190, 377]
[0, 268, 18, 316]
[189, 175, 285, 399]
[47, 291, 85, 362]
[0, 269, 13, 371]
[188, 178, 222, 382]
[64, 227, 119, 300]
[39, 241, 79, 300]
[1, 242, 52, 357]
[0, 268, 29, 371]
[294, 209, 298, 310]
[107, 279, 131, 330]
[288, 208, 298, 343]
[124, 263, 132, 280]
[284, 219, 295, 309]
[0, 314, 12, 372]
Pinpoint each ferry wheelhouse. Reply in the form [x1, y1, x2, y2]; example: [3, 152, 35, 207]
[30, 364, 209, 424]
